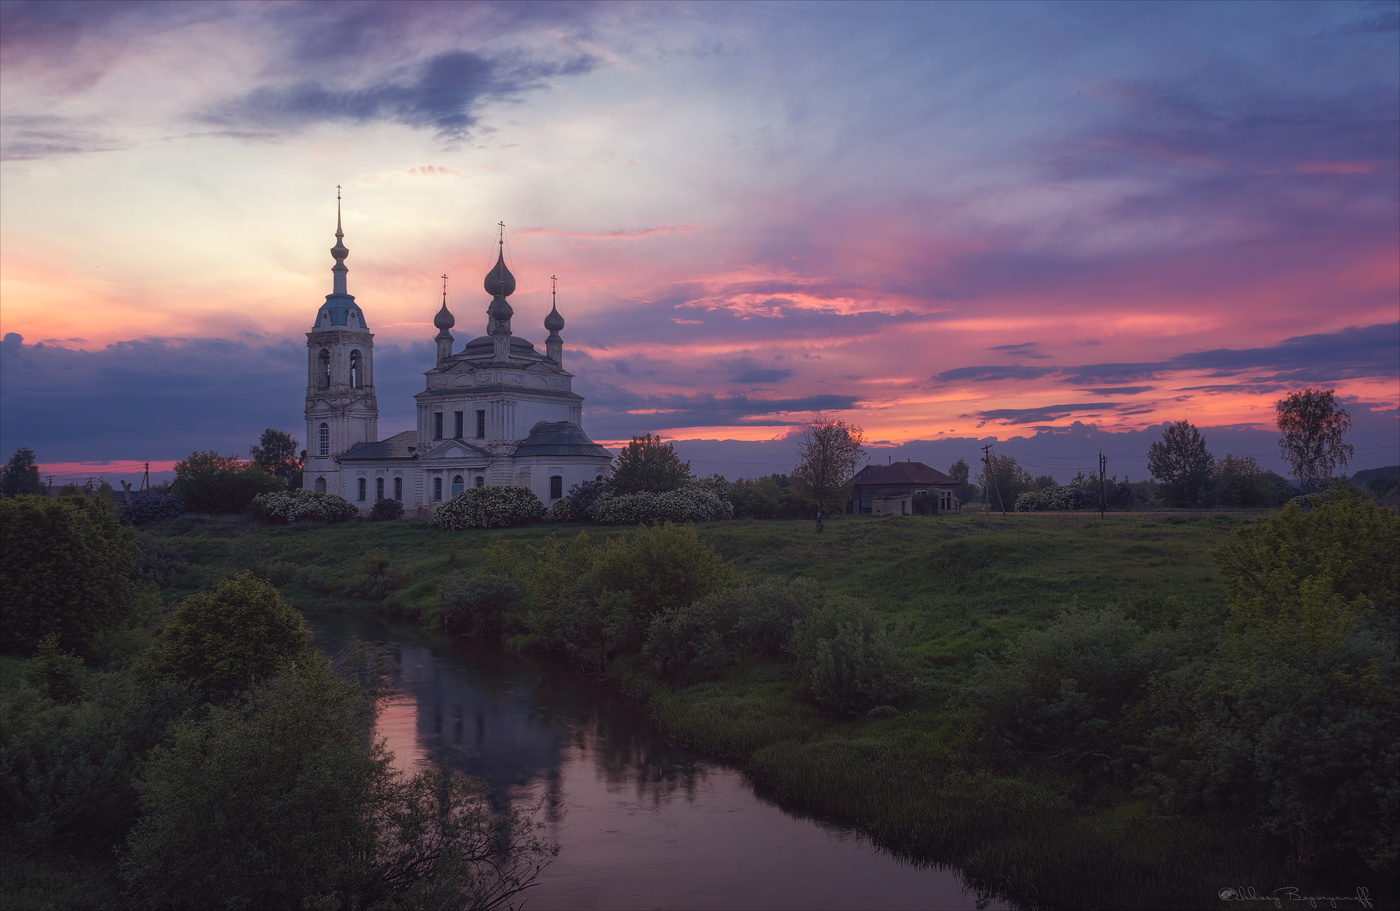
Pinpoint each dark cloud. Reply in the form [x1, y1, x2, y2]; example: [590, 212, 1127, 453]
[0, 333, 432, 462]
[989, 342, 1050, 359]
[0, 116, 124, 160]
[976, 403, 1123, 425]
[934, 365, 1057, 383]
[723, 358, 794, 385]
[1060, 323, 1398, 386]
[1079, 386, 1155, 396]
[1327, 10, 1400, 35]
[204, 49, 597, 140]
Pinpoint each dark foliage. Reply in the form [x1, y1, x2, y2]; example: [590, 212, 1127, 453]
[370, 496, 405, 522]
[2, 447, 45, 497]
[0, 494, 146, 656]
[172, 451, 283, 513]
[120, 491, 187, 525]
[609, 433, 692, 495]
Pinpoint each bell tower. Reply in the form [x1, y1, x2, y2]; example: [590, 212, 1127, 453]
[303, 188, 378, 494]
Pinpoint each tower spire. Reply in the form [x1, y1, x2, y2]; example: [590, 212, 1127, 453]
[545, 273, 565, 367]
[434, 272, 456, 365]
[330, 185, 349, 296]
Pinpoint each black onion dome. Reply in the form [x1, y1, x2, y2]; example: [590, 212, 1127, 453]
[483, 249, 515, 297]
[433, 301, 455, 330]
[488, 296, 514, 321]
[544, 304, 564, 333]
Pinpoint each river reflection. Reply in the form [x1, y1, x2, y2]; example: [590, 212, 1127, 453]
[308, 610, 1010, 911]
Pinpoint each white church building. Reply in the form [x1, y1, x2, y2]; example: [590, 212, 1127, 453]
[301, 205, 613, 514]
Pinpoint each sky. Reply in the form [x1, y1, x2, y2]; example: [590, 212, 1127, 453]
[2, 0, 1397, 485]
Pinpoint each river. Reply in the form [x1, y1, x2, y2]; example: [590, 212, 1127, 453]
[307, 610, 1010, 911]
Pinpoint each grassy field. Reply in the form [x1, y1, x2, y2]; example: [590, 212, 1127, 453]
[148, 509, 1340, 910]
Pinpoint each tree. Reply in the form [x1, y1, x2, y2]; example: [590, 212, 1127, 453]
[0, 494, 145, 656]
[791, 417, 865, 532]
[139, 573, 315, 700]
[172, 450, 283, 513]
[1, 447, 45, 497]
[609, 433, 692, 494]
[1147, 421, 1214, 508]
[122, 662, 557, 909]
[948, 459, 979, 505]
[977, 453, 1033, 513]
[1276, 388, 1354, 493]
[249, 429, 303, 488]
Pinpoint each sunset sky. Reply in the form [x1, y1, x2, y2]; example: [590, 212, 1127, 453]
[2, 0, 1396, 484]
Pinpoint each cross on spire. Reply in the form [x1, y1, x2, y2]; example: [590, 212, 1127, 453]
[551, 274, 557, 304]
[497, 221, 505, 246]
[441, 273, 448, 302]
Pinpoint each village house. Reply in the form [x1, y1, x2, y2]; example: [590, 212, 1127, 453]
[849, 460, 959, 515]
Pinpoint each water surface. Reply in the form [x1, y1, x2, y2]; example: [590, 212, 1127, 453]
[308, 610, 1008, 911]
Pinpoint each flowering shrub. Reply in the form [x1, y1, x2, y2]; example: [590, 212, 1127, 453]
[1015, 485, 1093, 512]
[546, 498, 576, 522]
[587, 484, 733, 525]
[430, 486, 545, 530]
[369, 497, 404, 522]
[250, 489, 357, 524]
[121, 492, 187, 525]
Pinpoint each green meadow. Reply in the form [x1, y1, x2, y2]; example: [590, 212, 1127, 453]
[135, 508, 1387, 909]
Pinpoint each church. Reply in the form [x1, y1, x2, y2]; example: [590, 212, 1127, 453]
[301, 203, 613, 515]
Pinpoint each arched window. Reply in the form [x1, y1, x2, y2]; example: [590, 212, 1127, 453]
[358, 478, 366, 501]
[319, 423, 329, 456]
[550, 475, 563, 499]
[314, 477, 326, 494]
[393, 477, 402, 501]
[318, 349, 331, 388]
[433, 477, 442, 500]
[451, 475, 464, 497]
[376, 477, 384, 500]
[474, 476, 484, 488]
[349, 350, 361, 388]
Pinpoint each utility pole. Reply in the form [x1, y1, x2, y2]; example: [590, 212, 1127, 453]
[981, 445, 992, 515]
[1098, 450, 1107, 519]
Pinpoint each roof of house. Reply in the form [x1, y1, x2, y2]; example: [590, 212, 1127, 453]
[339, 430, 420, 460]
[511, 421, 612, 459]
[852, 461, 955, 487]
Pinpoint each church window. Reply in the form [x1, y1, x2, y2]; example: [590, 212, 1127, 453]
[394, 477, 402, 501]
[454, 411, 463, 439]
[358, 478, 366, 501]
[434, 477, 442, 500]
[475, 410, 486, 438]
[319, 423, 329, 456]
[349, 350, 362, 388]
[451, 475, 464, 497]
[434, 412, 443, 440]
[314, 477, 326, 494]
[475, 476, 485, 488]
[318, 349, 331, 388]
[376, 477, 384, 500]
[550, 475, 562, 499]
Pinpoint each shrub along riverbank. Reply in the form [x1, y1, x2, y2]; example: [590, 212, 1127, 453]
[130, 495, 1397, 910]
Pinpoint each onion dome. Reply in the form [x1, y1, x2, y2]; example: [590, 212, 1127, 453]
[483, 248, 515, 298]
[434, 300, 455, 330]
[544, 304, 565, 333]
[488, 295, 514, 323]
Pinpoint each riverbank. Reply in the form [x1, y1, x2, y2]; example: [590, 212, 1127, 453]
[143, 510, 1384, 909]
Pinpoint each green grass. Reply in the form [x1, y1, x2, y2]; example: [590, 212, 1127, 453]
[146, 509, 1338, 909]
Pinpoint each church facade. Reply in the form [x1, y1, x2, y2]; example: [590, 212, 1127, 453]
[301, 207, 613, 515]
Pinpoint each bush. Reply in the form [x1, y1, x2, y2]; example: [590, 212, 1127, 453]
[430, 486, 545, 530]
[172, 452, 284, 514]
[0, 670, 199, 854]
[350, 547, 409, 601]
[546, 497, 576, 522]
[437, 574, 521, 637]
[565, 480, 608, 515]
[135, 534, 192, 589]
[139, 573, 316, 701]
[120, 492, 187, 525]
[960, 607, 1150, 758]
[791, 599, 903, 715]
[250, 489, 357, 524]
[121, 662, 555, 910]
[644, 578, 817, 681]
[0, 494, 146, 656]
[369, 497, 404, 522]
[587, 484, 733, 525]
[593, 522, 731, 620]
